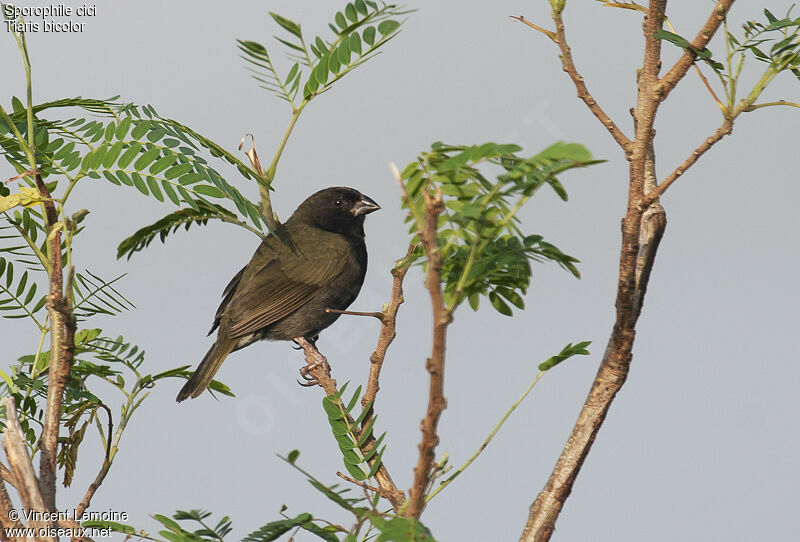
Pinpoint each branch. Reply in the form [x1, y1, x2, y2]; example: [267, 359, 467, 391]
[0, 462, 17, 489]
[0, 470, 23, 540]
[428, 370, 545, 503]
[405, 188, 448, 520]
[336, 471, 380, 493]
[525, 10, 632, 152]
[239, 133, 279, 232]
[2, 398, 56, 542]
[643, 118, 732, 204]
[362, 243, 416, 410]
[74, 404, 114, 518]
[36, 172, 77, 511]
[294, 340, 406, 512]
[659, 0, 737, 99]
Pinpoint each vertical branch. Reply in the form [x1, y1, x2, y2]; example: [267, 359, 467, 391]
[2, 398, 56, 542]
[519, 2, 735, 540]
[406, 188, 448, 519]
[362, 244, 416, 411]
[36, 174, 76, 511]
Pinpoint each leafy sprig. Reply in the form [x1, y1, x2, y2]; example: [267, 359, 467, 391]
[399, 141, 602, 316]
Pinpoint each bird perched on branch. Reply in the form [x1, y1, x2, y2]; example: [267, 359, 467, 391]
[177, 187, 380, 402]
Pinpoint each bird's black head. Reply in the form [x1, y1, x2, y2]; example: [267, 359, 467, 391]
[293, 187, 380, 236]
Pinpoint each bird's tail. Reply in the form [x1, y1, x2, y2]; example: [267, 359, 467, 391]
[176, 338, 236, 402]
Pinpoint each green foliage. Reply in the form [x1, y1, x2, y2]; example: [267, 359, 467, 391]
[369, 517, 435, 542]
[321, 383, 387, 481]
[399, 141, 602, 316]
[538, 341, 592, 372]
[0, 97, 267, 235]
[237, 2, 410, 106]
[655, 8, 800, 114]
[72, 269, 135, 318]
[116, 200, 243, 260]
[86, 510, 233, 542]
[0, 256, 46, 324]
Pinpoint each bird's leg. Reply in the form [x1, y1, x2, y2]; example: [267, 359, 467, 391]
[293, 336, 330, 387]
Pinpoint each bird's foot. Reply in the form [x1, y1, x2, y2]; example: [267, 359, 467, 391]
[291, 335, 319, 350]
[293, 336, 329, 387]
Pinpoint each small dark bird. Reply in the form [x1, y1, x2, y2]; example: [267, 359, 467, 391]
[177, 187, 380, 402]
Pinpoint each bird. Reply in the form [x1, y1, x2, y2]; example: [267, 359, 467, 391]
[176, 186, 380, 402]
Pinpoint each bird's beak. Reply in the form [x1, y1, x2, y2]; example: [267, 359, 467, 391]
[351, 195, 381, 216]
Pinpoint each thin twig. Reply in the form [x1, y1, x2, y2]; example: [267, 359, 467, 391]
[362, 243, 416, 410]
[547, 10, 633, 153]
[644, 119, 732, 204]
[405, 187, 448, 520]
[659, 0, 737, 100]
[509, 15, 556, 42]
[325, 308, 384, 320]
[336, 471, 380, 493]
[427, 371, 545, 503]
[74, 404, 114, 518]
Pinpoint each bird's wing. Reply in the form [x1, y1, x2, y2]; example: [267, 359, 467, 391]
[223, 240, 347, 338]
[208, 265, 247, 336]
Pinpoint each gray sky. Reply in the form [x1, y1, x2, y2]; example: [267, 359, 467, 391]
[2, 1, 799, 541]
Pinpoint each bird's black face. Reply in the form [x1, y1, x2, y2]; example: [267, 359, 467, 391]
[299, 187, 380, 235]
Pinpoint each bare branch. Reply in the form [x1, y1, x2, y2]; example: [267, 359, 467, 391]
[509, 15, 556, 42]
[2, 398, 56, 542]
[0, 473, 23, 540]
[659, 0, 737, 99]
[36, 172, 77, 511]
[406, 188, 448, 520]
[362, 243, 416, 411]
[544, 10, 633, 152]
[644, 119, 732, 204]
[0, 462, 17, 489]
[325, 308, 384, 320]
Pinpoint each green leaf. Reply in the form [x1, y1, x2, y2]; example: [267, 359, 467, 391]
[131, 173, 149, 195]
[149, 153, 178, 175]
[349, 32, 362, 55]
[192, 185, 226, 198]
[287, 449, 300, 463]
[115, 116, 132, 140]
[116, 141, 142, 169]
[363, 26, 376, 46]
[538, 341, 592, 372]
[133, 147, 160, 171]
[146, 176, 164, 202]
[102, 141, 125, 169]
[378, 20, 401, 35]
[162, 180, 180, 205]
[345, 3, 358, 22]
[269, 12, 303, 39]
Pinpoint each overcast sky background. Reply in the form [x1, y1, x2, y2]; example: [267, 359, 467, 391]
[2, 1, 799, 541]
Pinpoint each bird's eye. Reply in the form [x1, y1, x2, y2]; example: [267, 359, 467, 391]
[334, 198, 343, 207]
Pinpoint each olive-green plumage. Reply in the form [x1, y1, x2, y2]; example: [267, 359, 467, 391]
[177, 187, 380, 402]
